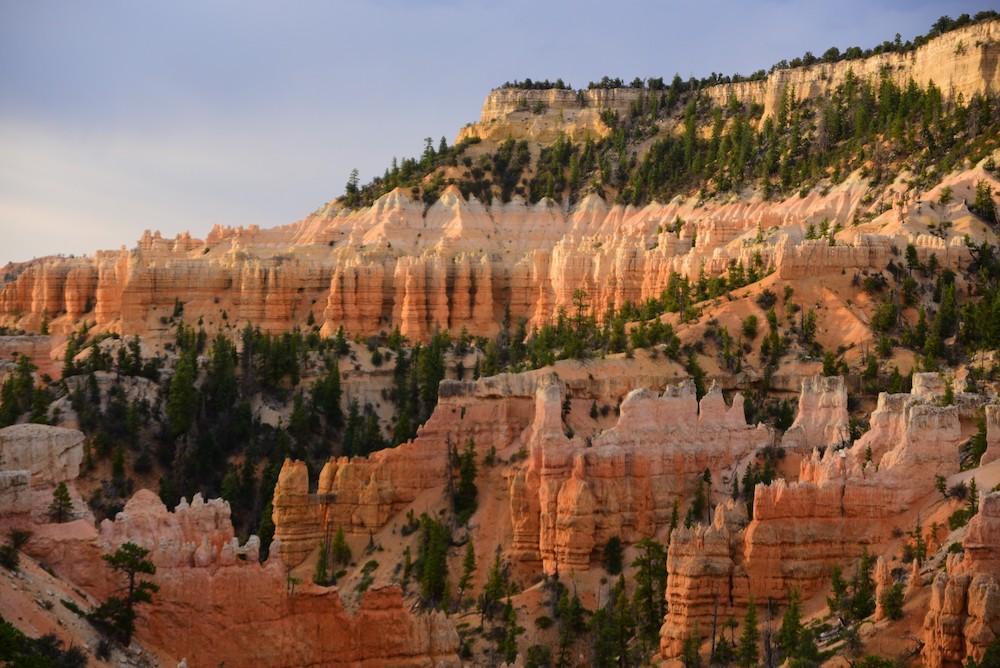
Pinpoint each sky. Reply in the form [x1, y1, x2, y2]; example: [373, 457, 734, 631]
[0, 0, 991, 265]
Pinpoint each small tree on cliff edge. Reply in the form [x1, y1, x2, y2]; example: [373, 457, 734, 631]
[90, 542, 158, 646]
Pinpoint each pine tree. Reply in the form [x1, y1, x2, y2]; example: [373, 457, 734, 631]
[603, 535, 623, 575]
[776, 589, 802, 658]
[313, 539, 329, 585]
[453, 439, 478, 524]
[48, 482, 73, 523]
[480, 549, 509, 621]
[632, 537, 668, 651]
[332, 526, 351, 566]
[458, 540, 476, 597]
[682, 624, 704, 667]
[737, 597, 760, 668]
[166, 350, 197, 438]
[90, 542, 158, 646]
[416, 514, 450, 608]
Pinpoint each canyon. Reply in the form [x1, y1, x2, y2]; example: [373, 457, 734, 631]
[1, 17, 1000, 668]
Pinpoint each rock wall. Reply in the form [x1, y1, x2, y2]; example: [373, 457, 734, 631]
[982, 404, 1000, 466]
[509, 379, 771, 572]
[780, 374, 850, 453]
[459, 22, 1000, 147]
[0, 424, 83, 485]
[273, 373, 540, 566]
[0, 336, 62, 380]
[922, 493, 1000, 668]
[661, 377, 969, 658]
[0, 424, 84, 519]
[274, 372, 771, 573]
[0, 180, 989, 342]
[34, 489, 460, 668]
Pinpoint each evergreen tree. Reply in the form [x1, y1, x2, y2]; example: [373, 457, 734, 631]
[166, 349, 197, 439]
[90, 542, 159, 646]
[737, 596, 760, 668]
[632, 537, 668, 651]
[776, 589, 803, 659]
[415, 514, 450, 608]
[603, 535, 624, 575]
[682, 624, 704, 668]
[453, 439, 478, 524]
[313, 539, 329, 585]
[458, 540, 476, 598]
[332, 526, 351, 566]
[49, 482, 73, 523]
[480, 548, 509, 621]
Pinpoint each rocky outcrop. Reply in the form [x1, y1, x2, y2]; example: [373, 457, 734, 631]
[660, 501, 750, 656]
[36, 489, 460, 668]
[923, 570, 999, 668]
[459, 22, 1000, 147]
[510, 379, 770, 572]
[0, 336, 61, 380]
[273, 373, 541, 566]
[273, 372, 771, 573]
[661, 378, 970, 659]
[981, 404, 1000, 466]
[0, 424, 84, 485]
[0, 424, 84, 519]
[963, 492, 1000, 580]
[923, 493, 1000, 668]
[780, 374, 850, 453]
[706, 21, 1000, 120]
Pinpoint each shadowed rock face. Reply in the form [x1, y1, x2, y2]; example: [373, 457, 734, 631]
[0, 424, 84, 518]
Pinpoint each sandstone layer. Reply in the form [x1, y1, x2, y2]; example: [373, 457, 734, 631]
[660, 373, 976, 658]
[459, 22, 1000, 146]
[922, 493, 1000, 668]
[28, 489, 460, 668]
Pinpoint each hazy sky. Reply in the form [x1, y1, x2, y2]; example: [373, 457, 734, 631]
[0, 0, 988, 264]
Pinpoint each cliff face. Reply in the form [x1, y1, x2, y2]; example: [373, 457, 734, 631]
[4, 173, 991, 344]
[0, 424, 84, 519]
[31, 489, 460, 668]
[509, 379, 769, 572]
[459, 22, 1000, 146]
[273, 372, 540, 566]
[660, 374, 980, 658]
[273, 371, 771, 574]
[922, 493, 1000, 668]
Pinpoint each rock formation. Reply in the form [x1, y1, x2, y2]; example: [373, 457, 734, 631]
[982, 404, 1000, 467]
[274, 372, 771, 573]
[661, 374, 971, 658]
[30, 489, 460, 668]
[0, 424, 83, 519]
[780, 374, 850, 453]
[922, 493, 1000, 668]
[1, 23, 997, 344]
[273, 372, 542, 566]
[510, 379, 770, 572]
[459, 22, 1000, 146]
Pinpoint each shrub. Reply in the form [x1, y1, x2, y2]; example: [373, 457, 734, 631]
[881, 582, 905, 620]
[755, 289, 777, 310]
